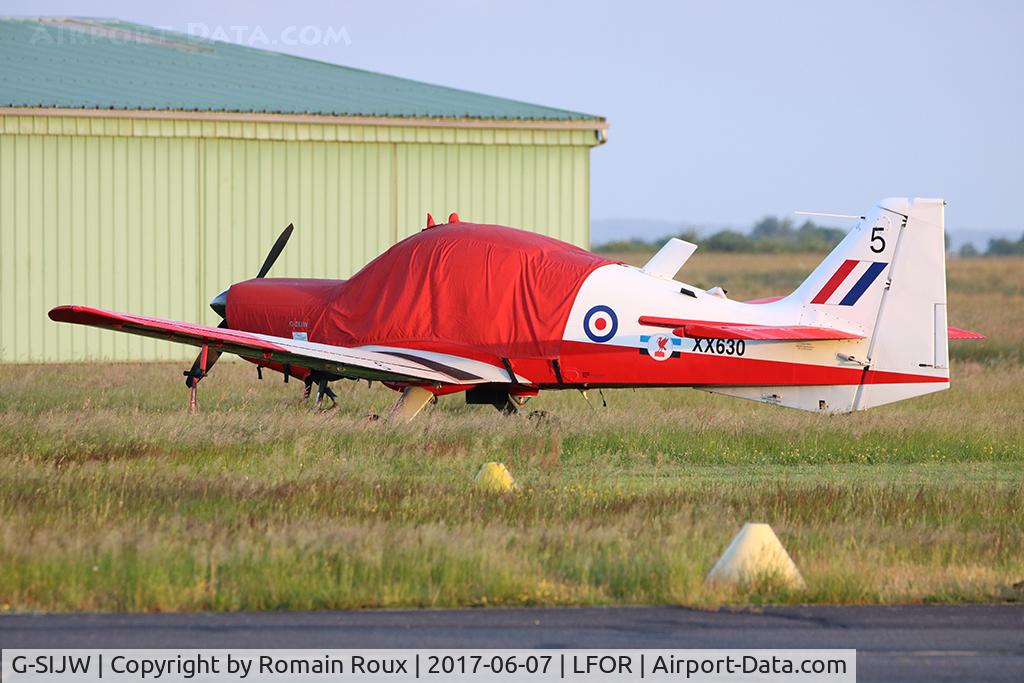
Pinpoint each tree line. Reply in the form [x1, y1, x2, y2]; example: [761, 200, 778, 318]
[595, 215, 1024, 257]
[958, 234, 1024, 257]
[595, 216, 846, 254]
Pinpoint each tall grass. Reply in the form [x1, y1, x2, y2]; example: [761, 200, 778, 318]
[0, 256, 1020, 611]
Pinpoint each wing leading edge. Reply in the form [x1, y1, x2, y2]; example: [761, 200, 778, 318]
[48, 305, 491, 385]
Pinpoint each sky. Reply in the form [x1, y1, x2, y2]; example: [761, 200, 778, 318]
[6, 1, 1022, 239]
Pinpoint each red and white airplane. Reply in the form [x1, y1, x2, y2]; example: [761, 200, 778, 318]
[50, 197, 982, 421]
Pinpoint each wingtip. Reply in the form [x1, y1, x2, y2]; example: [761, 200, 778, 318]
[48, 305, 74, 321]
[49, 305, 102, 323]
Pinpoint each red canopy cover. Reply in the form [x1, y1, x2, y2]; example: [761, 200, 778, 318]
[229, 222, 612, 361]
[323, 222, 612, 359]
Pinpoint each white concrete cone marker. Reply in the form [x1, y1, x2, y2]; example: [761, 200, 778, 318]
[706, 523, 805, 588]
[475, 462, 518, 493]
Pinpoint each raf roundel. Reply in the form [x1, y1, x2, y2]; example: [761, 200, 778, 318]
[583, 305, 618, 343]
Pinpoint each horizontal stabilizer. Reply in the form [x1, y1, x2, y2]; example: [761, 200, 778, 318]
[638, 316, 863, 341]
[947, 326, 985, 340]
[737, 307, 982, 340]
[677, 323, 864, 341]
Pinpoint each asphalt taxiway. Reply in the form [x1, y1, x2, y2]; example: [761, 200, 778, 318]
[1, 605, 1021, 682]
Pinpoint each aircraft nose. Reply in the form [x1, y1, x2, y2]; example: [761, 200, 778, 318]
[209, 288, 228, 319]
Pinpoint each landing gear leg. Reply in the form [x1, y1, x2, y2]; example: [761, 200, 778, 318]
[387, 386, 434, 423]
[315, 377, 337, 412]
[502, 394, 531, 415]
[184, 344, 209, 415]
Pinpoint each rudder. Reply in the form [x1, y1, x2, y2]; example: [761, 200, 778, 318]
[853, 198, 949, 408]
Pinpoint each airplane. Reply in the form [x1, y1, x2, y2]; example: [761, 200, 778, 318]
[49, 197, 983, 421]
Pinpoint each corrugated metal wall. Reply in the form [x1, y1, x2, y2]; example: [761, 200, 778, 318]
[0, 115, 595, 362]
[396, 144, 589, 247]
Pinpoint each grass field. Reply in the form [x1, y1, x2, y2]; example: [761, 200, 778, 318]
[0, 254, 1021, 611]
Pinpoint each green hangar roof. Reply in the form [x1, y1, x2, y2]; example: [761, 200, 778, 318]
[0, 17, 603, 123]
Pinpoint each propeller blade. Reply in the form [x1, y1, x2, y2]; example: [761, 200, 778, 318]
[256, 223, 294, 279]
[184, 320, 226, 388]
[186, 222, 292, 387]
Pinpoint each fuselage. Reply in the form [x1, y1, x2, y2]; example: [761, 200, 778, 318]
[220, 223, 877, 393]
[48, 199, 963, 416]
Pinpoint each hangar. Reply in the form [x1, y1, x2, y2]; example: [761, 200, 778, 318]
[0, 17, 606, 362]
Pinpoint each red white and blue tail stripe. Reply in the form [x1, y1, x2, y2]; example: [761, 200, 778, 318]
[810, 259, 888, 306]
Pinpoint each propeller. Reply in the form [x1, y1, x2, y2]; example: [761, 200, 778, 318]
[184, 223, 294, 391]
[256, 223, 294, 279]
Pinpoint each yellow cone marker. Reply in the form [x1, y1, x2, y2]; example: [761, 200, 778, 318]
[475, 462, 518, 493]
[706, 523, 805, 588]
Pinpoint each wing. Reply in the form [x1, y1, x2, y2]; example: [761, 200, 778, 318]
[638, 316, 863, 341]
[49, 305, 505, 385]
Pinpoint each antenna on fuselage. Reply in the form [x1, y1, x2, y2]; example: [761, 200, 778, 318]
[794, 211, 865, 220]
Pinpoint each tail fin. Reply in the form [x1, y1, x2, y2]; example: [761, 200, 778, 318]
[788, 197, 950, 409]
